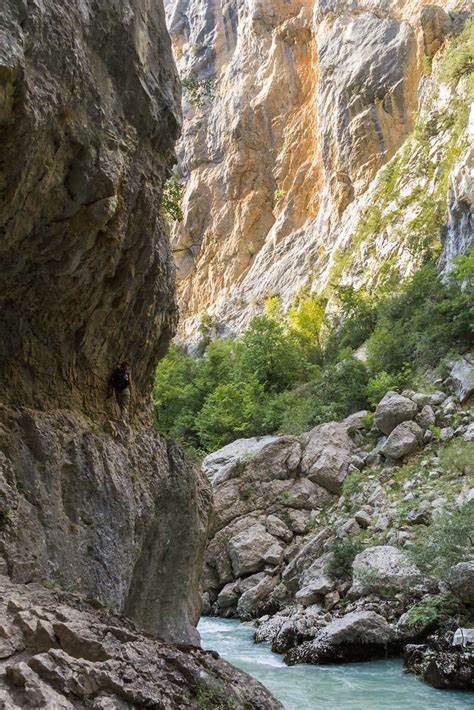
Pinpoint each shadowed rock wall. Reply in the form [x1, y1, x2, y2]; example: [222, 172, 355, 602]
[0, 0, 181, 421]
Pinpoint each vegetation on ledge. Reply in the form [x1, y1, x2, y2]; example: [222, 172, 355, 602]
[154, 251, 473, 456]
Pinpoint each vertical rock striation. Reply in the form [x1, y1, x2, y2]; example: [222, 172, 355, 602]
[165, 0, 472, 343]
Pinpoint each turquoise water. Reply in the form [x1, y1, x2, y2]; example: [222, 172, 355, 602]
[198, 617, 473, 710]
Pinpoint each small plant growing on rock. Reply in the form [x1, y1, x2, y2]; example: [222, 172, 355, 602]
[406, 592, 463, 628]
[360, 411, 375, 430]
[239, 484, 254, 500]
[161, 172, 184, 222]
[274, 188, 287, 203]
[325, 538, 363, 580]
[422, 55, 432, 76]
[0, 508, 9, 529]
[181, 75, 215, 108]
[195, 685, 232, 710]
[410, 501, 474, 580]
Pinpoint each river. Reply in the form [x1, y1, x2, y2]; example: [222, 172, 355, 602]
[198, 617, 473, 709]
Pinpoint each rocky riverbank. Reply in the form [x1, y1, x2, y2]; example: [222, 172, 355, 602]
[0, 576, 282, 708]
[200, 355, 474, 690]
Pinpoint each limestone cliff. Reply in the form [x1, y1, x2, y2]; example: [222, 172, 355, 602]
[1, 0, 180, 420]
[165, 0, 472, 343]
[0, 0, 215, 649]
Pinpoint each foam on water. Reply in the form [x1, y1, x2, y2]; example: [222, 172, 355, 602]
[198, 617, 474, 710]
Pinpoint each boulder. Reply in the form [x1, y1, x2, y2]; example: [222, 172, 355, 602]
[407, 508, 431, 526]
[447, 561, 474, 605]
[264, 543, 284, 566]
[284, 479, 330, 509]
[287, 510, 314, 534]
[301, 422, 354, 493]
[202, 435, 280, 484]
[416, 405, 436, 429]
[227, 525, 278, 578]
[266, 515, 293, 543]
[380, 421, 424, 460]
[295, 554, 335, 605]
[450, 356, 474, 403]
[343, 411, 369, 432]
[375, 392, 418, 435]
[404, 632, 474, 690]
[324, 590, 340, 611]
[351, 546, 424, 597]
[285, 611, 393, 665]
[354, 510, 371, 528]
[216, 581, 241, 610]
[453, 628, 474, 647]
[464, 423, 474, 442]
[237, 575, 279, 620]
[440, 427, 455, 441]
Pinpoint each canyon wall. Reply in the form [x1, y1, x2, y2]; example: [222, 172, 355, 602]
[0, 0, 218, 651]
[1, 0, 180, 421]
[165, 0, 473, 343]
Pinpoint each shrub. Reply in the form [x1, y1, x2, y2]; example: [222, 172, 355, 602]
[406, 593, 463, 628]
[161, 173, 184, 222]
[439, 439, 474, 476]
[342, 472, 364, 498]
[438, 19, 474, 86]
[325, 538, 364, 580]
[181, 75, 215, 108]
[366, 371, 400, 407]
[410, 501, 474, 580]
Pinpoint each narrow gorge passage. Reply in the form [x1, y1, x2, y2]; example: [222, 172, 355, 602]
[0, 0, 473, 707]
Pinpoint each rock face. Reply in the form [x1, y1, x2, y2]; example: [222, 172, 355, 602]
[0, 0, 180, 421]
[0, 3, 286, 703]
[0, 576, 282, 709]
[163, 0, 471, 344]
[0, 406, 213, 646]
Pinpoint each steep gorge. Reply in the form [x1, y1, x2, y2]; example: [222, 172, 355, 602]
[165, 0, 472, 343]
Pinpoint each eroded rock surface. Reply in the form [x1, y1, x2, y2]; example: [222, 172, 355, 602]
[0, 576, 282, 709]
[0, 0, 180, 421]
[0, 406, 212, 646]
[163, 0, 470, 344]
